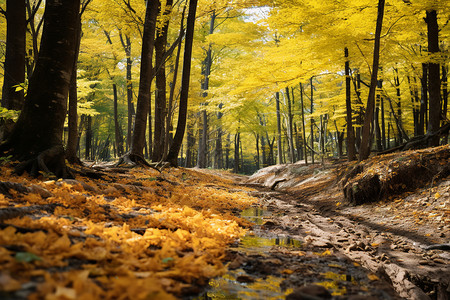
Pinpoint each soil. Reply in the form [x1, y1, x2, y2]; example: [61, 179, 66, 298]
[211, 146, 450, 299]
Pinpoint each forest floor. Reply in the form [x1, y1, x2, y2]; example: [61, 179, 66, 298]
[0, 145, 449, 299]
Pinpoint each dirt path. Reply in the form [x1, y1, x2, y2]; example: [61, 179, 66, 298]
[218, 163, 449, 300]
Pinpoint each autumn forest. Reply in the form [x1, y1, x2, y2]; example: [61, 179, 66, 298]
[0, 0, 449, 299]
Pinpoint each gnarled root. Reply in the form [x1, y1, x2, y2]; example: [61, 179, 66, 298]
[15, 145, 74, 179]
[115, 153, 161, 173]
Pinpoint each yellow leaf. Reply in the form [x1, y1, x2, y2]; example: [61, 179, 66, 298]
[281, 269, 294, 274]
[434, 193, 441, 199]
[367, 274, 379, 281]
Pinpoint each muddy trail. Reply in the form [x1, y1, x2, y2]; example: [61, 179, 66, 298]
[194, 148, 450, 300]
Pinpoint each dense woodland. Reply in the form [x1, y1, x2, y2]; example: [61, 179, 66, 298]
[0, 0, 449, 176]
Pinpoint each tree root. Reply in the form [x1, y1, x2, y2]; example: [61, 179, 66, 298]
[13, 145, 74, 179]
[115, 153, 161, 173]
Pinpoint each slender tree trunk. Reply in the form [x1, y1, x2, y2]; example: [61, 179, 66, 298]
[25, 0, 43, 77]
[275, 92, 283, 164]
[300, 83, 308, 164]
[425, 10, 441, 146]
[394, 68, 403, 143]
[233, 132, 240, 173]
[345, 47, 356, 161]
[1, 0, 26, 111]
[310, 78, 315, 164]
[113, 84, 124, 156]
[129, 0, 158, 159]
[285, 87, 295, 163]
[442, 65, 448, 144]
[162, 6, 185, 162]
[419, 63, 428, 136]
[359, 0, 385, 161]
[167, 0, 198, 166]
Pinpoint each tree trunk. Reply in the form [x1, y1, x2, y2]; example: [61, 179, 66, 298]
[162, 6, 185, 162]
[233, 132, 240, 173]
[66, 13, 83, 164]
[85, 116, 92, 160]
[419, 63, 428, 136]
[1, 0, 26, 111]
[425, 10, 441, 146]
[345, 47, 356, 161]
[124, 0, 158, 165]
[359, 0, 385, 161]
[285, 87, 295, 163]
[167, 0, 198, 166]
[25, 0, 43, 77]
[152, 0, 173, 162]
[442, 65, 448, 144]
[300, 83, 308, 164]
[113, 84, 124, 157]
[394, 68, 403, 143]
[310, 78, 315, 164]
[275, 92, 283, 164]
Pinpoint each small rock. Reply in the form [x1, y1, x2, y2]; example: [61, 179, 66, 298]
[286, 284, 332, 300]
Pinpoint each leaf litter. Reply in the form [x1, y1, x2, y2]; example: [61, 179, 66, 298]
[0, 166, 257, 299]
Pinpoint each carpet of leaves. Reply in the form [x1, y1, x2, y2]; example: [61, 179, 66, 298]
[0, 165, 257, 299]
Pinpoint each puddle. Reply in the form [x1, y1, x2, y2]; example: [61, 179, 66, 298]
[192, 206, 395, 300]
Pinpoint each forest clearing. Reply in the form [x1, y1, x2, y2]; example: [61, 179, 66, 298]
[0, 0, 449, 299]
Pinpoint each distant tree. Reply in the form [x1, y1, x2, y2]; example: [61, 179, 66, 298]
[0, 0, 80, 177]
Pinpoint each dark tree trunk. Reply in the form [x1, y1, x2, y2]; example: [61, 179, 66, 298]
[153, 0, 173, 162]
[310, 78, 315, 164]
[300, 83, 308, 164]
[162, 6, 185, 162]
[1, 0, 26, 111]
[275, 92, 283, 164]
[113, 84, 124, 157]
[167, 0, 198, 166]
[419, 63, 428, 136]
[85, 116, 92, 160]
[255, 133, 260, 170]
[125, 0, 158, 165]
[359, 0, 385, 161]
[0, 0, 80, 178]
[425, 10, 441, 146]
[394, 68, 403, 143]
[66, 12, 83, 164]
[442, 65, 448, 144]
[285, 87, 295, 163]
[233, 132, 240, 173]
[345, 47, 356, 161]
[25, 0, 43, 77]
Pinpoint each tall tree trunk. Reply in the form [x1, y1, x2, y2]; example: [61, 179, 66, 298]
[442, 65, 448, 144]
[285, 87, 295, 163]
[310, 77, 315, 164]
[85, 116, 92, 160]
[275, 92, 283, 164]
[167, 0, 198, 166]
[394, 67, 403, 144]
[419, 63, 428, 136]
[0, 0, 80, 178]
[66, 12, 83, 164]
[162, 6, 185, 162]
[359, 0, 385, 161]
[233, 132, 240, 173]
[128, 0, 158, 160]
[300, 83, 308, 164]
[25, 0, 43, 77]
[153, 0, 173, 162]
[113, 84, 124, 157]
[1, 0, 26, 111]
[345, 47, 356, 161]
[425, 10, 441, 146]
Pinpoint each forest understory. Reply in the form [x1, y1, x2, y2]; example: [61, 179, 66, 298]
[0, 145, 449, 299]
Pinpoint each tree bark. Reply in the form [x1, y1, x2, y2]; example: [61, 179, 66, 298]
[113, 84, 124, 157]
[0, 0, 80, 178]
[442, 65, 448, 144]
[300, 83, 308, 164]
[345, 47, 356, 161]
[167, 0, 198, 166]
[285, 87, 295, 163]
[359, 0, 385, 161]
[1, 0, 26, 111]
[425, 10, 441, 146]
[310, 78, 315, 164]
[275, 92, 283, 164]
[126, 0, 158, 164]
[419, 63, 428, 136]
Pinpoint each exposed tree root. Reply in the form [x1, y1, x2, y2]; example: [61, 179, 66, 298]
[14, 145, 74, 179]
[0, 204, 60, 221]
[115, 152, 161, 173]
